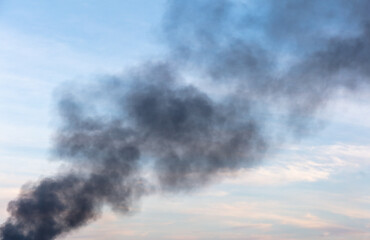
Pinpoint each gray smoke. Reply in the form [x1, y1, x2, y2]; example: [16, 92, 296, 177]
[2, 1, 370, 239]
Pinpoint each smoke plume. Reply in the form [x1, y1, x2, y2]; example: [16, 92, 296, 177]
[2, 1, 370, 239]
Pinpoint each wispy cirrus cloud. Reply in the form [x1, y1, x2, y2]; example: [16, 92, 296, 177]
[223, 143, 370, 186]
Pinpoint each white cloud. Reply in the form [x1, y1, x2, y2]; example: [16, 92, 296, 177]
[223, 143, 370, 186]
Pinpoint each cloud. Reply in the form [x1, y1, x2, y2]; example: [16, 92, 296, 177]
[225, 221, 272, 230]
[182, 200, 368, 238]
[227, 161, 332, 186]
[222, 143, 370, 186]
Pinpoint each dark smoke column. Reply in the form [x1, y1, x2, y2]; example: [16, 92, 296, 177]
[2, 0, 370, 239]
[0, 116, 146, 240]
[0, 63, 266, 240]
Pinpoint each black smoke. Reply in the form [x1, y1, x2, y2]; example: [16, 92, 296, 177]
[2, 1, 370, 239]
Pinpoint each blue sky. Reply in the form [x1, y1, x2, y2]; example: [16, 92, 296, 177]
[1, 1, 370, 240]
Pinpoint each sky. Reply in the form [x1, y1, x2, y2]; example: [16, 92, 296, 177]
[1, 1, 370, 240]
